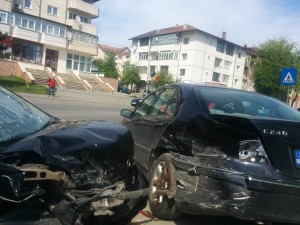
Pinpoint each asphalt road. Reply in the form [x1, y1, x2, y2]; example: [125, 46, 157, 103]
[18, 90, 264, 225]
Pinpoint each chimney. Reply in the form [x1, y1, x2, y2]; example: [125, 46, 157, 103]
[244, 44, 248, 48]
[222, 32, 226, 40]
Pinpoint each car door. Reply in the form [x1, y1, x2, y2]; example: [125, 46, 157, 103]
[133, 87, 178, 172]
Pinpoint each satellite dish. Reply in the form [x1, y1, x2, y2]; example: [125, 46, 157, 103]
[75, 15, 81, 22]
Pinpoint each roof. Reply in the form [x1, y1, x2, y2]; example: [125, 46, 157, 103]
[129, 24, 246, 49]
[129, 24, 197, 40]
[99, 44, 130, 57]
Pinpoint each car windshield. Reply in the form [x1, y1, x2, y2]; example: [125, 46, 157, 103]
[0, 86, 52, 144]
[195, 86, 300, 121]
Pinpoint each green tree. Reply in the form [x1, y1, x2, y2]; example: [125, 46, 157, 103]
[149, 70, 175, 89]
[252, 38, 300, 102]
[92, 52, 119, 78]
[0, 32, 8, 59]
[121, 62, 140, 91]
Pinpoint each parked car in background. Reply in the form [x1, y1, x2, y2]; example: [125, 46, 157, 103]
[121, 83, 300, 224]
[118, 83, 131, 94]
[131, 98, 143, 107]
[0, 85, 147, 225]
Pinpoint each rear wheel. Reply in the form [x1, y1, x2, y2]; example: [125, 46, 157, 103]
[148, 153, 181, 220]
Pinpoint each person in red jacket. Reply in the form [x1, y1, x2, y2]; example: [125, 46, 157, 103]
[47, 77, 56, 96]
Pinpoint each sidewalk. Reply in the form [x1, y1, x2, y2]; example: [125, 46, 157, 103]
[18, 87, 142, 106]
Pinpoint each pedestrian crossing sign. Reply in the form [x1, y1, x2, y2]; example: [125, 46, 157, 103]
[281, 68, 297, 85]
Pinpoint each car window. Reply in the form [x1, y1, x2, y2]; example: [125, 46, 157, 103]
[134, 88, 177, 117]
[0, 87, 51, 144]
[194, 86, 300, 121]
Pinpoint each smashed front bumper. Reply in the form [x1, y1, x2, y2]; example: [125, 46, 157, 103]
[171, 153, 300, 223]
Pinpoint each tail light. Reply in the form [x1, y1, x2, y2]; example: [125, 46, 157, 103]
[239, 140, 270, 164]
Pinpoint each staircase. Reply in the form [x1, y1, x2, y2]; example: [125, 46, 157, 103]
[25, 68, 110, 93]
[56, 73, 87, 91]
[80, 75, 109, 92]
[26, 68, 49, 86]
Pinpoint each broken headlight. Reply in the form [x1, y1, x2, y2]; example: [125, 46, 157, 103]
[239, 140, 269, 164]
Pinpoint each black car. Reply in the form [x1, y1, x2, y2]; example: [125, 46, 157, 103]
[118, 83, 131, 94]
[131, 98, 143, 107]
[120, 83, 300, 224]
[0, 86, 147, 225]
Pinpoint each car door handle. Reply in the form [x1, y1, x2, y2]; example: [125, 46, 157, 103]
[154, 122, 164, 128]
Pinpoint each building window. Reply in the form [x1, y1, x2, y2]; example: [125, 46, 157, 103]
[12, 40, 43, 64]
[158, 51, 174, 60]
[212, 72, 221, 82]
[24, 0, 32, 9]
[69, 13, 88, 23]
[152, 34, 179, 46]
[140, 38, 149, 46]
[183, 37, 189, 44]
[139, 66, 147, 74]
[226, 43, 234, 56]
[182, 53, 187, 60]
[237, 65, 240, 71]
[47, 5, 58, 16]
[238, 52, 242, 58]
[46, 25, 60, 36]
[0, 12, 7, 23]
[21, 18, 35, 30]
[66, 53, 91, 72]
[214, 57, 222, 68]
[180, 69, 185, 76]
[222, 75, 230, 84]
[174, 51, 178, 60]
[139, 52, 148, 60]
[216, 39, 225, 53]
[72, 31, 98, 45]
[224, 60, 232, 70]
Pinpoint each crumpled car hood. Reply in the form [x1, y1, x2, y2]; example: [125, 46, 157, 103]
[0, 120, 134, 187]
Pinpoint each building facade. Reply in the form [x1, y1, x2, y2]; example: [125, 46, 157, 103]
[0, 0, 100, 74]
[130, 24, 252, 90]
[97, 44, 130, 76]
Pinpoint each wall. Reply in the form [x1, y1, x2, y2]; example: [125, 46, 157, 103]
[0, 60, 20, 76]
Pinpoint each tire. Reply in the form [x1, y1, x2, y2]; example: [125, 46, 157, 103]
[0, 208, 62, 225]
[148, 153, 181, 220]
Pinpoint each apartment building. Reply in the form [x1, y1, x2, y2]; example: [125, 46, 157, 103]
[130, 24, 252, 90]
[97, 44, 130, 75]
[0, 0, 99, 74]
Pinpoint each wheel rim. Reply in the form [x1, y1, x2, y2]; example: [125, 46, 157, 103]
[150, 160, 171, 208]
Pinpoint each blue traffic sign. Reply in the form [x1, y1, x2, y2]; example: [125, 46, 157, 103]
[281, 68, 297, 85]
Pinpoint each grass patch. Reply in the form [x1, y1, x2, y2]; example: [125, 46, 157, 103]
[0, 76, 48, 95]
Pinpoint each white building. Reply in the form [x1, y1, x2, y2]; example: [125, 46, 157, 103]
[130, 24, 251, 90]
[0, 0, 100, 74]
[97, 44, 130, 75]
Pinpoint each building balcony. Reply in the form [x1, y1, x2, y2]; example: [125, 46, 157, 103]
[67, 0, 99, 18]
[66, 19, 97, 36]
[68, 41, 98, 55]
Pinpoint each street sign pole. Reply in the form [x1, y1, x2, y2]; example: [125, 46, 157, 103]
[287, 86, 289, 104]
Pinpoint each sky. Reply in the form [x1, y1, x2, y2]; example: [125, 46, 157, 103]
[93, 0, 300, 49]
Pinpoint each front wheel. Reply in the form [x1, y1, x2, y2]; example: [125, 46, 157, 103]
[148, 153, 181, 220]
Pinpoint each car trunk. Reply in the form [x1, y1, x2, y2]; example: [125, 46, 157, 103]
[251, 119, 300, 179]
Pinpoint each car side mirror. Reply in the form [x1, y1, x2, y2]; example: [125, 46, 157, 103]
[121, 109, 133, 118]
[297, 108, 300, 112]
